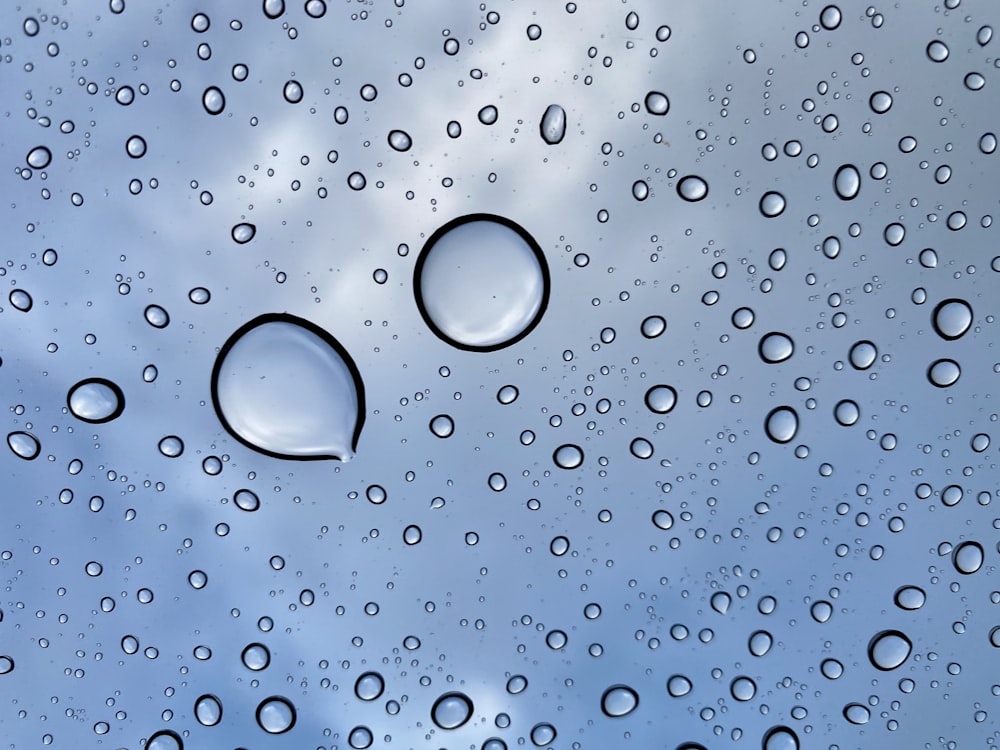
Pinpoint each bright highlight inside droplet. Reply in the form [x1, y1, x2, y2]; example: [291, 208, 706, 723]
[211, 313, 365, 461]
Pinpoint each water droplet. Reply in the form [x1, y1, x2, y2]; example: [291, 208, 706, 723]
[869, 90, 893, 113]
[263, 0, 285, 19]
[730, 676, 756, 701]
[540, 104, 566, 145]
[530, 723, 557, 746]
[600, 685, 638, 717]
[893, 586, 926, 610]
[844, 703, 871, 725]
[762, 726, 799, 750]
[641, 315, 666, 338]
[26, 146, 52, 169]
[431, 691, 473, 730]
[414, 214, 549, 351]
[550, 536, 570, 556]
[848, 340, 878, 370]
[256, 696, 296, 734]
[429, 414, 454, 438]
[632, 180, 649, 201]
[820, 5, 842, 29]
[758, 332, 794, 363]
[355, 671, 385, 701]
[677, 175, 708, 202]
[282, 80, 303, 103]
[388, 129, 412, 151]
[645, 385, 677, 414]
[233, 488, 259, 512]
[202, 86, 226, 115]
[211, 314, 365, 460]
[305, 0, 326, 18]
[978, 25, 993, 46]
[820, 658, 843, 679]
[348, 171, 367, 190]
[478, 105, 498, 125]
[497, 385, 519, 404]
[868, 630, 912, 671]
[629, 437, 654, 459]
[348, 726, 373, 749]
[9, 289, 33, 312]
[884, 222, 906, 246]
[759, 191, 786, 217]
[964, 72, 986, 91]
[928, 358, 961, 387]
[7, 431, 40, 460]
[157, 435, 183, 458]
[143, 304, 169, 329]
[667, 674, 692, 697]
[710, 591, 731, 615]
[748, 630, 773, 656]
[125, 134, 147, 158]
[833, 164, 860, 200]
[194, 694, 222, 726]
[403, 524, 422, 545]
[488, 472, 507, 491]
[926, 40, 950, 62]
[652, 509, 674, 530]
[932, 298, 973, 340]
[232, 223, 256, 244]
[644, 91, 669, 115]
[834, 399, 860, 426]
[553, 444, 584, 469]
[764, 406, 798, 443]
[953, 541, 984, 574]
[147, 730, 183, 750]
[67, 378, 125, 423]
[0, 656, 13, 674]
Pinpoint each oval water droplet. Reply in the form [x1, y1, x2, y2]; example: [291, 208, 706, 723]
[67, 378, 125, 423]
[9, 289, 33, 312]
[710, 591, 731, 615]
[641, 315, 666, 338]
[388, 129, 412, 151]
[644, 91, 669, 115]
[202, 86, 226, 115]
[893, 586, 926, 610]
[282, 79, 303, 103]
[759, 191, 786, 217]
[601, 685, 638, 717]
[478, 105, 498, 125]
[414, 214, 549, 351]
[748, 630, 773, 656]
[652, 509, 674, 530]
[666, 674, 692, 697]
[530, 723, 557, 746]
[553, 444, 584, 469]
[147, 730, 183, 750]
[144, 305, 169, 328]
[497, 385, 519, 404]
[677, 175, 708, 202]
[765, 407, 798, 443]
[26, 146, 52, 169]
[927, 358, 961, 387]
[632, 180, 649, 201]
[348, 726, 373, 749]
[820, 5, 842, 29]
[868, 630, 911, 671]
[834, 399, 860, 426]
[843, 703, 870, 725]
[256, 696, 296, 734]
[978, 25, 993, 46]
[540, 104, 566, 145]
[762, 726, 799, 750]
[194, 694, 223, 727]
[833, 164, 861, 200]
[211, 313, 366, 461]
[645, 385, 677, 414]
[234, 488, 259, 511]
[7, 431, 40, 460]
[953, 541, 984, 574]
[629, 437, 653, 459]
[758, 332, 794, 363]
[431, 691, 473, 730]
[932, 298, 972, 340]
[355, 671, 385, 701]
[730, 676, 756, 701]
[848, 340, 878, 370]
[232, 223, 256, 244]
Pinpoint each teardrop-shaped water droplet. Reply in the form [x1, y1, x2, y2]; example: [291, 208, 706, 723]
[868, 630, 911, 670]
[765, 407, 798, 443]
[7, 431, 40, 460]
[211, 313, 365, 460]
[645, 385, 677, 414]
[67, 378, 125, 423]
[932, 298, 972, 340]
[600, 685, 638, 717]
[194, 694, 223, 726]
[232, 223, 256, 244]
[758, 332, 794, 363]
[414, 214, 549, 351]
[540, 104, 566, 145]
[644, 91, 669, 115]
[833, 164, 860, 200]
[953, 541, 984, 574]
[388, 129, 412, 151]
[677, 175, 708, 202]
[927, 358, 961, 387]
[710, 591, 731, 615]
[256, 696, 296, 734]
[431, 691, 473, 730]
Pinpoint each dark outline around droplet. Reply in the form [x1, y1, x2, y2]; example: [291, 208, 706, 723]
[194, 694, 223, 726]
[255, 695, 296, 734]
[764, 406, 798, 444]
[430, 691, 474, 730]
[147, 729, 184, 749]
[931, 298, 972, 341]
[210, 312, 366, 461]
[413, 213, 551, 352]
[867, 629, 912, 671]
[761, 725, 799, 749]
[67, 378, 126, 424]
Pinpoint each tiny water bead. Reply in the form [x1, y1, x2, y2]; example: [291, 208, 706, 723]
[211, 314, 365, 460]
[540, 104, 567, 145]
[256, 696, 296, 734]
[413, 214, 549, 351]
[430, 691, 473, 729]
[932, 298, 973, 340]
[67, 378, 125, 423]
[676, 175, 708, 202]
[867, 630, 912, 671]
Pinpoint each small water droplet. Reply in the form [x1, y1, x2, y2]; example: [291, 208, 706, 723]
[748, 630, 773, 656]
[640, 315, 666, 338]
[7, 431, 40, 460]
[601, 685, 638, 717]
[869, 90, 893, 113]
[67, 378, 125, 423]
[530, 723, 557, 746]
[429, 414, 454, 438]
[730, 676, 757, 701]
[893, 586, 926, 610]
[431, 691, 473, 730]
[282, 80, 303, 103]
[144, 304, 169, 328]
[632, 180, 649, 201]
[844, 703, 871, 725]
[540, 104, 566, 145]
[759, 191, 786, 217]
[645, 385, 676, 414]
[834, 399, 860, 426]
[926, 40, 950, 62]
[234, 488, 260, 511]
[652, 510, 674, 530]
[212, 314, 365, 460]
[677, 175, 708, 202]
[158, 436, 184, 457]
[9, 289, 33, 312]
[256, 696, 296, 734]
[667, 674, 692, 697]
[497, 385, 519, 404]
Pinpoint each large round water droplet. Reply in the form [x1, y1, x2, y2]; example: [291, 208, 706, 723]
[758, 332, 794, 363]
[147, 730, 183, 750]
[211, 313, 365, 461]
[429, 414, 454, 438]
[926, 39, 949, 62]
[869, 90, 892, 113]
[645, 385, 677, 414]
[349, 726, 373, 749]
[202, 86, 226, 115]
[820, 5, 842, 29]
[7, 431, 40, 460]
[355, 671, 385, 701]
[414, 214, 549, 351]
[834, 399, 860, 426]
[388, 129, 412, 152]
[927, 358, 961, 387]
[748, 630, 772, 656]
[932, 298, 972, 340]
[232, 223, 256, 244]
[26, 146, 52, 169]
[762, 726, 799, 750]
[600, 684, 638, 717]
[759, 191, 786, 217]
[764, 407, 798, 444]
[833, 164, 860, 200]
[194, 694, 223, 726]
[848, 340, 878, 370]
[953, 541, 984, 574]
[431, 691, 473, 730]
[67, 378, 125, 423]
[893, 586, 926, 610]
[730, 676, 756, 701]
[553, 444, 584, 469]
[677, 175, 708, 202]
[530, 723, 557, 746]
[867, 630, 912, 670]
[644, 91, 669, 115]
[256, 696, 296, 734]
[540, 104, 566, 145]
